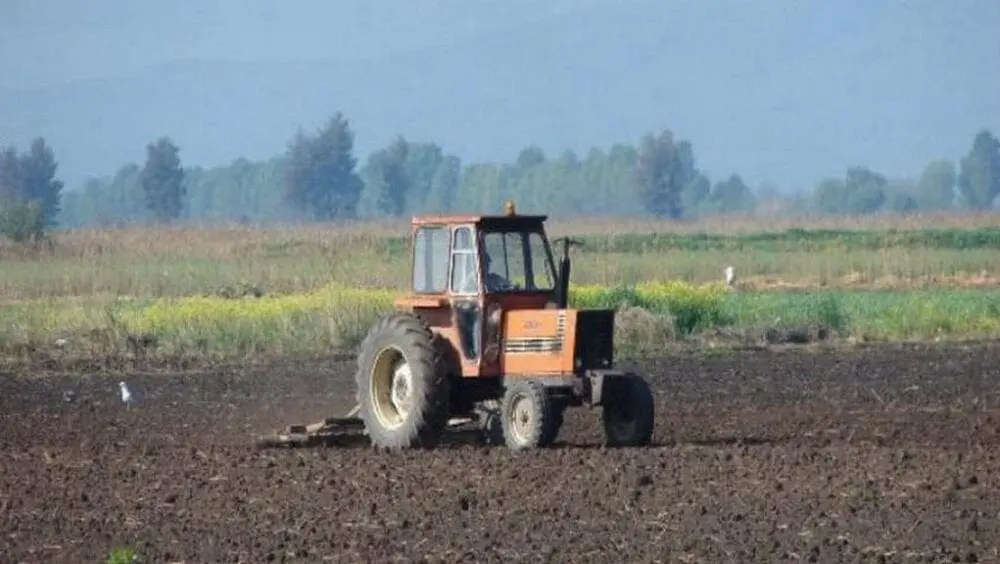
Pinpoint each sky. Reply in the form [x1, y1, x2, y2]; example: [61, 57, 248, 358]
[0, 0, 594, 87]
[1, 0, 998, 192]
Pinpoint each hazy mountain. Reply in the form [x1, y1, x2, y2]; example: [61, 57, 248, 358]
[1, 0, 997, 192]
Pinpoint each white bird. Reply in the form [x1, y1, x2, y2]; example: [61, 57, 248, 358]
[724, 265, 736, 286]
[119, 381, 133, 409]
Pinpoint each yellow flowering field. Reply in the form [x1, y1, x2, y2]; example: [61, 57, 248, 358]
[8, 277, 1000, 361]
[0, 279, 730, 360]
[117, 285, 396, 335]
[0, 280, 703, 357]
[111, 280, 727, 342]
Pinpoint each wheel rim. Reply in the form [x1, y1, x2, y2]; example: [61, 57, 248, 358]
[508, 393, 534, 445]
[370, 346, 413, 430]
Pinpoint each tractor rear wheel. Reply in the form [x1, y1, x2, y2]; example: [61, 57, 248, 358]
[355, 312, 451, 449]
[601, 374, 655, 447]
[501, 380, 556, 450]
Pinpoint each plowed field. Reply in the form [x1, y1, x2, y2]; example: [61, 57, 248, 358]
[3, 343, 1000, 562]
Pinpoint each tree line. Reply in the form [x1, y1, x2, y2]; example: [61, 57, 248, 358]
[2, 112, 999, 237]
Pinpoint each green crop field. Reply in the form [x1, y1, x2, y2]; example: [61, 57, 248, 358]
[3, 211, 1000, 365]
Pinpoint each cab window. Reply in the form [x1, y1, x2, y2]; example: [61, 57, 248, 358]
[481, 230, 555, 291]
[412, 226, 449, 293]
[449, 226, 478, 294]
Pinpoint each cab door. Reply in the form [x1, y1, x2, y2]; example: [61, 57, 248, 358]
[447, 224, 484, 376]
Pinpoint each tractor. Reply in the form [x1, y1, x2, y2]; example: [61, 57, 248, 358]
[262, 201, 654, 450]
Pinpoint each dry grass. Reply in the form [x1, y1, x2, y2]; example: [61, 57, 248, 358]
[545, 210, 1000, 236]
[1, 211, 1000, 302]
[0, 210, 995, 252]
[0, 219, 400, 261]
[6, 210, 1000, 259]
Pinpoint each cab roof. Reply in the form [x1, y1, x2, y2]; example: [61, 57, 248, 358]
[411, 201, 546, 229]
[411, 214, 548, 229]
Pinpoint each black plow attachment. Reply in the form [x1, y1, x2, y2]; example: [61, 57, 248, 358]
[254, 405, 484, 449]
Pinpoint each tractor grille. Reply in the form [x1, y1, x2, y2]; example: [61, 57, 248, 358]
[505, 311, 566, 353]
[574, 310, 614, 369]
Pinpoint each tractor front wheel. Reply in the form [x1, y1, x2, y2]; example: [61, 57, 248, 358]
[355, 313, 451, 449]
[601, 374, 655, 447]
[501, 380, 556, 450]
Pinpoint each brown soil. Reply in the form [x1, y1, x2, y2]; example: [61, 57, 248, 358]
[3, 344, 1000, 562]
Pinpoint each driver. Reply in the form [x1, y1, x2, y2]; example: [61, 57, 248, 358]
[483, 252, 512, 291]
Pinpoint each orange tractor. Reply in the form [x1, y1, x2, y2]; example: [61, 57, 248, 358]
[265, 202, 654, 450]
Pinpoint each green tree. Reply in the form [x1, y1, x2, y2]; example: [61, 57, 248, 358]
[18, 138, 64, 227]
[885, 179, 919, 213]
[141, 137, 186, 222]
[812, 167, 887, 214]
[425, 155, 461, 213]
[705, 174, 756, 214]
[599, 143, 642, 215]
[402, 142, 445, 212]
[844, 167, 887, 213]
[457, 163, 509, 213]
[539, 150, 582, 213]
[363, 136, 411, 216]
[0, 139, 63, 239]
[635, 129, 693, 218]
[284, 113, 364, 220]
[0, 146, 22, 205]
[680, 173, 711, 218]
[110, 163, 145, 220]
[0, 200, 45, 242]
[957, 129, 1000, 210]
[515, 146, 546, 169]
[915, 159, 956, 210]
[812, 177, 848, 214]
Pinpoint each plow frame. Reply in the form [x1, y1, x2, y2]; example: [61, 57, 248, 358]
[255, 405, 484, 449]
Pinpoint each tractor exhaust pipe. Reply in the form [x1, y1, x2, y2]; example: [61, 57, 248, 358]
[554, 237, 581, 309]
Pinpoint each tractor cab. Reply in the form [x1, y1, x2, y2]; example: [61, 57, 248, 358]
[396, 201, 564, 376]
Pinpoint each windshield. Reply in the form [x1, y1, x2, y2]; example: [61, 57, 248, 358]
[481, 230, 556, 292]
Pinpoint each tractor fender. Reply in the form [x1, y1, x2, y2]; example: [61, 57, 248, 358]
[585, 369, 639, 406]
